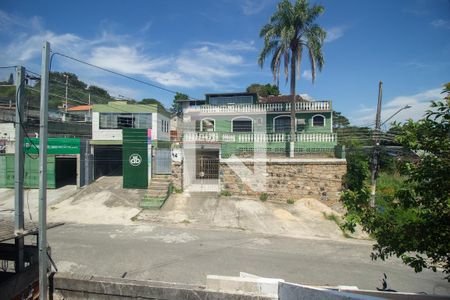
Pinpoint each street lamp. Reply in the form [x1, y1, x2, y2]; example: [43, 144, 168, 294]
[63, 74, 68, 112]
[380, 105, 411, 127]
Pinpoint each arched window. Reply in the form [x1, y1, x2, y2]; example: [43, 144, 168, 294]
[232, 117, 253, 132]
[312, 115, 325, 127]
[200, 118, 215, 132]
[273, 115, 291, 132]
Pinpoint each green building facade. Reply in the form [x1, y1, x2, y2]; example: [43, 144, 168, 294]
[181, 93, 339, 158]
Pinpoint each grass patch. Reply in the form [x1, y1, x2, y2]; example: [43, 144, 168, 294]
[323, 212, 353, 238]
[322, 212, 340, 223]
[375, 172, 407, 207]
[173, 187, 183, 193]
[287, 198, 295, 205]
[259, 193, 268, 202]
[50, 206, 57, 210]
[219, 190, 231, 197]
[180, 219, 190, 224]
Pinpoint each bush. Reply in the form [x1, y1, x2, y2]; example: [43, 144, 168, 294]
[219, 190, 231, 197]
[173, 187, 183, 194]
[287, 198, 295, 204]
[259, 193, 268, 202]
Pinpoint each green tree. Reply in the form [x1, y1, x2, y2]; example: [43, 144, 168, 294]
[7, 73, 13, 85]
[333, 111, 350, 129]
[259, 0, 326, 146]
[342, 84, 450, 281]
[246, 83, 280, 97]
[140, 98, 163, 106]
[170, 92, 188, 116]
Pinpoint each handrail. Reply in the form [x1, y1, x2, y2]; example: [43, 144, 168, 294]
[184, 101, 331, 114]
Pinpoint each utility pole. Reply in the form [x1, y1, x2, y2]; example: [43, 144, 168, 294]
[88, 93, 91, 121]
[64, 74, 68, 111]
[370, 81, 383, 208]
[14, 65, 25, 272]
[39, 41, 50, 300]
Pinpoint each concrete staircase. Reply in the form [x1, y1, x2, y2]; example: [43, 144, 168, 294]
[140, 175, 172, 209]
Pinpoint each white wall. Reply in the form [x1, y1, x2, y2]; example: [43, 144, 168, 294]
[0, 123, 15, 141]
[92, 112, 122, 141]
[0, 123, 16, 153]
[92, 111, 169, 141]
[154, 113, 170, 142]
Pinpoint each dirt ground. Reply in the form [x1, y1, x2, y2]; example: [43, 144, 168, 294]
[47, 176, 145, 225]
[1, 176, 367, 242]
[136, 192, 368, 241]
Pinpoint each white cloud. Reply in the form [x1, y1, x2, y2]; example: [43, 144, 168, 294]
[299, 93, 314, 101]
[240, 0, 274, 16]
[301, 70, 312, 80]
[325, 26, 346, 43]
[89, 46, 170, 75]
[198, 40, 256, 52]
[351, 87, 443, 126]
[0, 10, 254, 91]
[430, 19, 450, 29]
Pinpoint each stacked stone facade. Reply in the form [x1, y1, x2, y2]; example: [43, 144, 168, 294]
[171, 161, 183, 190]
[219, 159, 346, 205]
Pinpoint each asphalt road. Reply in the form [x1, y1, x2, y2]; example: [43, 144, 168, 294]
[47, 223, 450, 296]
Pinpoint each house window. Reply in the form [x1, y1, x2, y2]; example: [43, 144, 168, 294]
[312, 115, 325, 127]
[99, 113, 152, 129]
[209, 95, 253, 106]
[274, 116, 291, 132]
[232, 117, 252, 132]
[201, 119, 215, 132]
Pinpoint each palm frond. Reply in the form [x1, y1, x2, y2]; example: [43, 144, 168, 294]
[258, 0, 326, 91]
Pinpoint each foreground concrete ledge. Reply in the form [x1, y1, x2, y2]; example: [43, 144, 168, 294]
[279, 282, 383, 300]
[53, 273, 274, 300]
[220, 158, 347, 164]
[207, 275, 284, 299]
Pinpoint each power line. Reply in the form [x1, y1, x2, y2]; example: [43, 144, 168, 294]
[50, 51, 197, 101]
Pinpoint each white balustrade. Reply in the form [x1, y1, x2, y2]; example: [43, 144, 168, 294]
[184, 101, 330, 114]
[183, 132, 218, 142]
[184, 132, 336, 143]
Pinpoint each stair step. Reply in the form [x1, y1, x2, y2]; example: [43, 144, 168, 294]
[150, 182, 170, 188]
[145, 191, 167, 197]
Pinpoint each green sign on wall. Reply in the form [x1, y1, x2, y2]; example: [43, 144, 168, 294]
[24, 138, 81, 155]
[123, 129, 148, 189]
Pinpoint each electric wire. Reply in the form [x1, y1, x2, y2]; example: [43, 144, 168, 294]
[49, 51, 198, 101]
[15, 78, 40, 159]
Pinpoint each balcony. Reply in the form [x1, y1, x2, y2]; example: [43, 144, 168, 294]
[183, 132, 337, 143]
[184, 101, 331, 114]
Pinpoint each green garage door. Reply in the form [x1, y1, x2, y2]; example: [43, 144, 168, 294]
[122, 129, 148, 189]
[0, 154, 56, 189]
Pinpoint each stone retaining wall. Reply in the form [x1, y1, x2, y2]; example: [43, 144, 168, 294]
[171, 161, 182, 190]
[219, 159, 346, 205]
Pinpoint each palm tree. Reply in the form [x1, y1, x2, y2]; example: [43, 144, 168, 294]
[258, 0, 326, 156]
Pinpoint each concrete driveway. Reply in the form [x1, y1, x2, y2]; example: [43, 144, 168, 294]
[137, 192, 366, 241]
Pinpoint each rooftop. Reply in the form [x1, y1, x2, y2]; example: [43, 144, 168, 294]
[67, 105, 92, 111]
[258, 95, 310, 103]
[93, 101, 170, 116]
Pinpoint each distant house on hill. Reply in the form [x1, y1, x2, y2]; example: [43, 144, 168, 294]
[66, 105, 92, 122]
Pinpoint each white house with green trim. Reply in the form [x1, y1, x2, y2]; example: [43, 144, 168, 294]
[180, 92, 338, 158]
[90, 101, 171, 179]
[177, 92, 346, 196]
[92, 101, 171, 147]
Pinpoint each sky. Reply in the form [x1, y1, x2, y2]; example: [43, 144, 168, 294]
[0, 0, 449, 126]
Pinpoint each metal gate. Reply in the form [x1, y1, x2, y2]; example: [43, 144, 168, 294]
[154, 149, 172, 174]
[196, 155, 219, 179]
